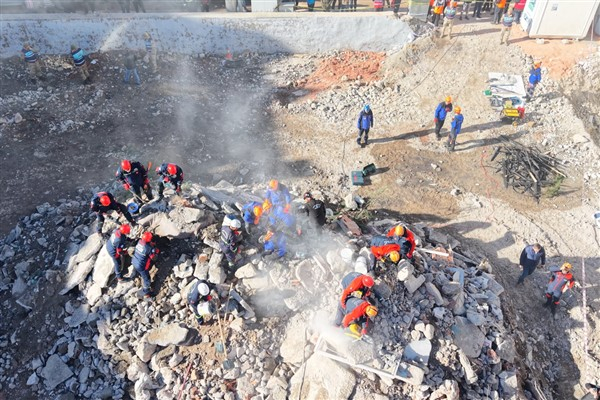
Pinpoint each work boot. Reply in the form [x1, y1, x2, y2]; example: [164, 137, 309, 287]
[543, 295, 551, 307]
[356, 138, 361, 146]
[144, 291, 155, 299]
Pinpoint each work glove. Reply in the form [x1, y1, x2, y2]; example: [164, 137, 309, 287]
[123, 183, 131, 191]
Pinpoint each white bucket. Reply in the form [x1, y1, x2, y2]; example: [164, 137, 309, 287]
[595, 211, 600, 228]
[355, 256, 368, 274]
[340, 248, 354, 264]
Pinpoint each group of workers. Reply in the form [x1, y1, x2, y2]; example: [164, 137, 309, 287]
[20, 32, 158, 85]
[433, 96, 464, 151]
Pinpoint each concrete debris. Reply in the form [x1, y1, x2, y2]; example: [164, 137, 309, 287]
[41, 354, 73, 390]
[289, 354, 356, 399]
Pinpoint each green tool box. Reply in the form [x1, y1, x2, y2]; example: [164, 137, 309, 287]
[351, 171, 365, 186]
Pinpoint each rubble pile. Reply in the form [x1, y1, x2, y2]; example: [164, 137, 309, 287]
[0, 179, 543, 400]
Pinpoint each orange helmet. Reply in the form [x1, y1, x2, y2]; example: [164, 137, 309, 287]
[269, 179, 279, 190]
[362, 275, 374, 288]
[394, 225, 405, 237]
[142, 232, 153, 242]
[167, 164, 177, 175]
[445, 96, 452, 103]
[454, 106, 462, 114]
[120, 224, 131, 235]
[534, 61, 542, 68]
[121, 160, 132, 172]
[100, 195, 111, 207]
[365, 305, 378, 318]
[262, 199, 272, 213]
[253, 206, 263, 217]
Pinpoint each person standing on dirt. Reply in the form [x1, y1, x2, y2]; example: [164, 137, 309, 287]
[90, 191, 136, 234]
[459, 0, 471, 19]
[129, 231, 159, 298]
[434, 96, 453, 140]
[512, 0, 525, 23]
[143, 32, 158, 73]
[544, 262, 575, 316]
[499, 9, 514, 46]
[441, 2, 458, 38]
[431, 0, 445, 26]
[516, 243, 545, 285]
[21, 43, 44, 83]
[187, 280, 217, 325]
[156, 163, 184, 200]
[357, 104, 374, 146]
[123, 53, 141, 86]
[116, 160, 153, 208]
[105, 224, 132, 281]
[472, 0, 483, 18]
[446, 105, 464, 152]
[70, 44, 91, 85]
[526, 62, 542, 99]
[492, 0, 506, 24]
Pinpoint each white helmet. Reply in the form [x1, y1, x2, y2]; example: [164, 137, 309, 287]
[198, 283, 209, 296]
[229, 219, 242, 230]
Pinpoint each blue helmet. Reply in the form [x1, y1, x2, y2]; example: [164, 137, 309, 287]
[363, 104, 370, 112]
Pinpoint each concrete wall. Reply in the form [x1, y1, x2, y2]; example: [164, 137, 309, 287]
[0, 13, 414, 57]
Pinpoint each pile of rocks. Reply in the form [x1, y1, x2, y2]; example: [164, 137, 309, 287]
[0, 179, 542, 400]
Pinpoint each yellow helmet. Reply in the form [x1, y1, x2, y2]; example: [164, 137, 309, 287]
[454, 106, 462, 114]
[445, 96, 452, 103]
[388, 251, 400, 263]
[394, 225, 405, 237]
[365, 305, 378, 318]
[269, 179, 279, 190]
[561, 262, 572, 271]
[253, 206, 263, 217]
[262, 199, 272, 213]
[143, 32, 151, 39]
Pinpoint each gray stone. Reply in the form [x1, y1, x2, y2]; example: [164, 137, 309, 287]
[75, 233, 103, 263]
[441, 282, 462, 296]
[208, 252, 225, 284]
[427, 229, 448, 245]
[136, 340, 158, 363]
[289, 353, 356, 399]
[173, 262, 194, 279]
[497, 336, 517, 363]
[279, 314, 308, 364]
[0, 245, 15, 261]
[86, 283, 103, 306]
[499, 371, 518, 396]
[451, 317, 485, 358]
[59, 257, 96, 295]
[41, 354, 73, 390]
[430, 379, 460, 400]
[396, 362, 425, 386]
[11, 277, 27, 297]
[67, 304, 89, 328]
[433, 307, 446, 319]
[344, 193, 358, 210]
[138, 212, 184, 238]
[424, 324, 435, 340]
[168, 353, 184, 368]
[146, 324, 189, 346]
[127, 358, 150, 381]
[483, 273, 505, 296]
[425, 282, 446, 306]
[26, 372, 39, 386]
[396, 260, 414, 282]
[458, 349, 477, 384]
[14, 261, 31, 277]
[452, 291, 466, 316]
[404, 274, 425, 294]
[403, 339, 432, 365]
[466, 310, 485, 326]
[78, 366, 90, 384]
[235, 263, 257, 279]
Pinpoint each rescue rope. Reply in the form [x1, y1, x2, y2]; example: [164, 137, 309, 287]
[177, 360, 194, 400]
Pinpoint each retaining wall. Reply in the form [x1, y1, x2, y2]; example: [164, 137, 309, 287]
[0, 13, 414, 57]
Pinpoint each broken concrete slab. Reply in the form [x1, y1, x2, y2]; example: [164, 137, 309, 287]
[67, 304, 89, 328]
[289, 353, 356, 400]
[92, 247, 114, 288]
[404, 274, 425, 294]
[451, 317, 485, 358]
[403, 339, 432, 366]
[60, 257, 96, 295]
[425, 282, 447, 306]
[235, 262, 257, 279]
[146, 324, 189, 347]
[208, 252, 225, 284]
[75, 233, 103, 263]
[280, 314, 309, 365]
[497, 336, 517, 363]
[41, 354, 73, 390]
[458, 349, 477, 384]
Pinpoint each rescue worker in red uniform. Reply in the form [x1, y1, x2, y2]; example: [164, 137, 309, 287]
[335, 298, 378, 339]
[116, 159, 153, 207]
[105, 224, 132, 280]
[386, 224, 417, 259]
[370, 235, 401, 265]
[90, 191, 136, 234]
[334, 272, 384, 328]
[156, 163, 183, 200]
[544, 262, 575, 316]
[129, 232, 159, 298]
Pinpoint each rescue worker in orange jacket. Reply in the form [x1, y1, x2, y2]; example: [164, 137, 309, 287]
[386, 224, 417, 259]
[335, 298, 378, 338]
[370, 235, 401, 265]
[334, 272, 384, 329]
[544, 262, 575, 316]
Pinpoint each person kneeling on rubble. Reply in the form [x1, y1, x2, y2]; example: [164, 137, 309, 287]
[334, 273, 384, 327]
[386, 224, 417, 260]
[544, 262, 575, 316]
[241, 201, 264, 235]
[370, 235, 402, 271]
[187, 280, 218, 325]
[297, 192, 327, 235]
[220, 218, 244, 270]
[334, 298, 378, 340]
[156, 163, 184, 200]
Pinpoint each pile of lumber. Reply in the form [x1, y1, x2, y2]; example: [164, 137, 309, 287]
[490, 142, 566, 202]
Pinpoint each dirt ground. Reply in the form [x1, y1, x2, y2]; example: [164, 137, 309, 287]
[2, 13, 600, 400]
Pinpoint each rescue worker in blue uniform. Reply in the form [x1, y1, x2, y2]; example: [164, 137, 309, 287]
[155, 163, 183, 200]
[116, 159, 153, 207]
[434, 96, 453, 140]
[263, 209, 297, 258]
[105, 224, 132, 280]
[90, 191, 136, 234]
[70, 44, 91, 84]
[187, 280, 217, 325]
[241, 201, 263, 234]
[526, 61, 542, 99]
[21, 43, 44, 82]
[264, 180, 292, 214]
[129, 232, 159, 298]
[357, 104, 374, 146]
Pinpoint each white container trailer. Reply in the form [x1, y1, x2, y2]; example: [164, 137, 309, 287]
[521, 0, 600, 39]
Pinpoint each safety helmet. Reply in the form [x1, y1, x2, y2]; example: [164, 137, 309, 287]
[365, 304, 378, 318]
[120, 224, 131, 235]
[452, 1, 457, 6]
[167, 164, 177, 176]
[229, 219, 242, 230]
[362, 275, 375, 288]
[269, 179, 279, 190]
[388, 251, 400, 263]
[71, 44, 77, 51]
[561, 262, 573, 271]
[121, 160, 132, 172]
[23, 42, 30, 49]
[198, 282, 210, 296]
[394, 225, 405, 237]
[100, 195, 111, 207]
[142, 232, 153, 243]
[364, 104, 370, 112]
[534, 61, 542, 68]
[455, 106, 462, 114]
[253, 206, 263, 217]
[445, 96, 452, 103]
[143, 32, 151, 39]
[303, 192, 312, 200]
[262, 199, 272, 212]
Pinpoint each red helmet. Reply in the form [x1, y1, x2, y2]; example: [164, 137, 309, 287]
[142, 232, 153, 242]
[167, 164, 177, 175]
[362, 275, 374, 288]
[100, 195, 111, 207]
[121, 160, 132, 172]
[120, 224, 131, 235]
